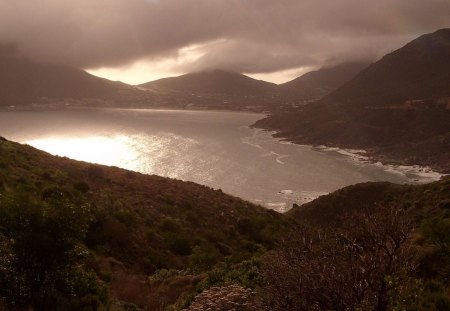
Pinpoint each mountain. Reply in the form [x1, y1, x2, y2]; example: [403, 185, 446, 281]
[139, 69, 286, 110]
[326, 28, 450, 108]
[140, 65, 367, 109]
[140, 69, 278, 96]
[255, 29, 450, 172]
[280, 62, 368, 100]
[0, 47, 154, 107]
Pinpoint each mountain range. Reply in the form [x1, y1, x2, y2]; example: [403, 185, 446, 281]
[0, 45, 363, 110]
[139, 64, 366, 109]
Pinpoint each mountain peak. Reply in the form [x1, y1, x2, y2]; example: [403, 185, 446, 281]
[430, 28, 450, 39]
[193, 68, 242, 75]
[139, 68, 276, 96]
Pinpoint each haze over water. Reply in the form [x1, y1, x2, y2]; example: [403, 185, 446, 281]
[0, 108, 440, 212]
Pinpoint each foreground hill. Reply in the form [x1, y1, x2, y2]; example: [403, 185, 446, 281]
[0, 46, 154, 108]
[255, 29, 450, 172]
[0, 137, 292, 310]
[280, 179, 450, 311]
[280, 62, 368, 100]
[0, 137, 449, 310]
[289, 180, 450, 227]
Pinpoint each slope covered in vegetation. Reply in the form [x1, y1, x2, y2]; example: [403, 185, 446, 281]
[274, 179, 450, 310]
[0, 137, 292, 310]
[0, 137, 449, 310]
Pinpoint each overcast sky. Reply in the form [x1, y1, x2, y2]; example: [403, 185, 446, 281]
[1, 0, 449, 83]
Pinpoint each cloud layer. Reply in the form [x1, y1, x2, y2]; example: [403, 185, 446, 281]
[1, 0, 449, 74]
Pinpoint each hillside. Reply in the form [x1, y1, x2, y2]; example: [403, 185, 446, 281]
[0, 137, 292, 310]
[326, 28, 450, 108]
[279, 179, 450, 311]
[0, 47, 154, 108]
[0, 137, 449, 310]
[255, 29, 450, 172]
[289, 180, 450, 226]
[280, 62, 368, 100]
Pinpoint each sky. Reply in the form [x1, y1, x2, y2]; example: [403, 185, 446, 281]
[1, 0, 449, 84]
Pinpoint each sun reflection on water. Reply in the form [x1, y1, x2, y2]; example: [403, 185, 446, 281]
[25, 135, 141, 171]
[24, 133, 206, 181]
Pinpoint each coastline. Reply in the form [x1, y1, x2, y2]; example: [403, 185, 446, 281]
[0, 104, 269, 118]
[252, 125, 447, 183]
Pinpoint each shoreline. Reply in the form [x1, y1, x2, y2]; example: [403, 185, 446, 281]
[0, 104, 270, 117]
[253, 126, 447, 184]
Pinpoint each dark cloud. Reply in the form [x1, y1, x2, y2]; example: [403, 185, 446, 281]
[1, 0, 449, 73]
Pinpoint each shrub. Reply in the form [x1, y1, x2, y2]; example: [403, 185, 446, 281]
[170, 238, 192, 256]
[74, 181, 90, 193]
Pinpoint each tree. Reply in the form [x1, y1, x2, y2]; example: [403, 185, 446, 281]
[0, 192, 107, 310]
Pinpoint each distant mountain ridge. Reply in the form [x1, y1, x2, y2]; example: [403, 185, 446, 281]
[1, 45, 366, 110]
[140, 69, 278, 95]
[138, 69, 288, 110]
[138, 65, 365, 109]
[280, 62, 369, 100]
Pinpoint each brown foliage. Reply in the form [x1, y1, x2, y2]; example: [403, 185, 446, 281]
[260, 205, 416, 311]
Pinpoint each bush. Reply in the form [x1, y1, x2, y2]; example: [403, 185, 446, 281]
[170, 238, 192, 256]
[74, 181, 90, 193]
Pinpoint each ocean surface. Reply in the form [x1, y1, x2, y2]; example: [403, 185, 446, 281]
[0, 108, 441, 212]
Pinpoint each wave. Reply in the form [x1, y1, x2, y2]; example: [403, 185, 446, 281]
[241, 128, 289, 164]
[313, 145, 444, 183]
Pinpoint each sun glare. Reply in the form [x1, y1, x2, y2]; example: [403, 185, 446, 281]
[25, 135, 140, 170]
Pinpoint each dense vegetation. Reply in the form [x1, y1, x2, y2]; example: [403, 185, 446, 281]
[265, 180, 450, 310]
[0, 137, 449, 310]
[0, 137, 292, 310]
